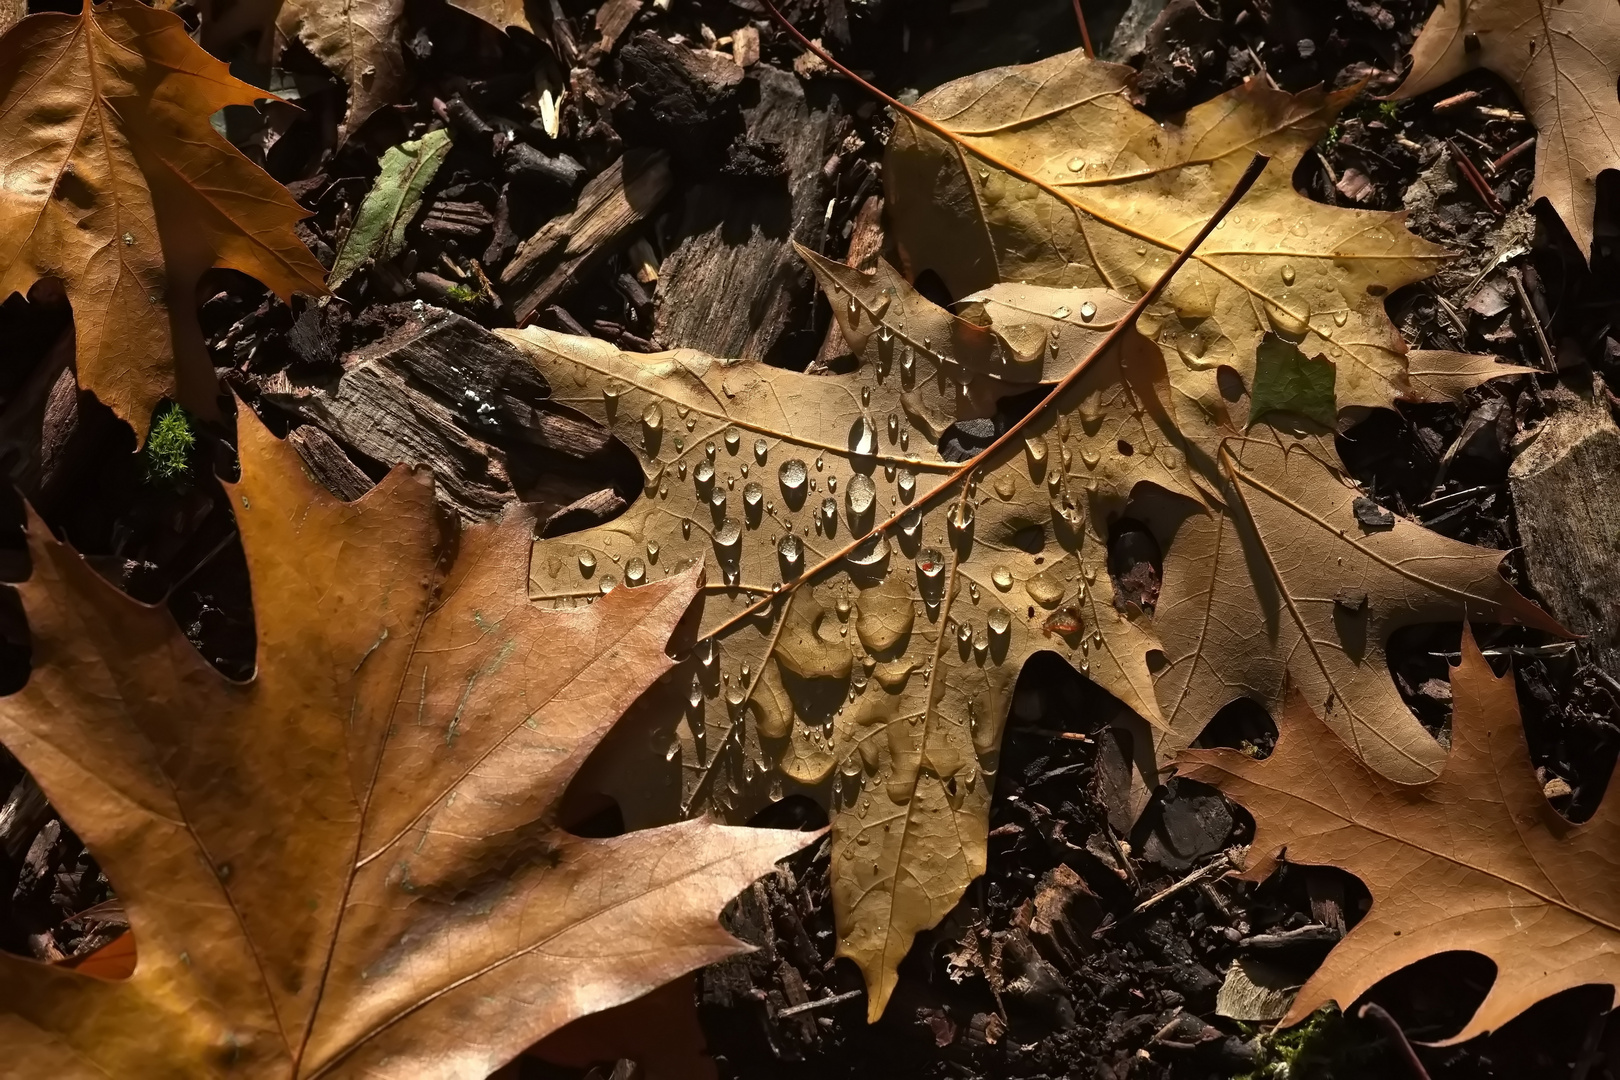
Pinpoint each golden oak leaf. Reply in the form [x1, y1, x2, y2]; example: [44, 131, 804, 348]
[276, 0, 407, 138]
[503, 230, 1551, 1016]
[1396, 0, 1620, 259]
[884, 50, 1452, 413]
[0, 0, 328, 441]
[0, 408, 811, 1079]
[1178, 627, 1620, 1041]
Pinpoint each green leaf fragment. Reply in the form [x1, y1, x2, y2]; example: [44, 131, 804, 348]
[328, 127, 455, 289]
[1249, 335, 1338, 429]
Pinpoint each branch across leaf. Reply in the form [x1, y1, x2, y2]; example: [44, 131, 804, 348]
[0, 0, 328, 441]
[1179, 627, 1620, 1041]
[0, 409, 813, 1079]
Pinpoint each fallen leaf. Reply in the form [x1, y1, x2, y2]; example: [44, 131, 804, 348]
[277, 0, 407, 138]
[1403, 348, 1540, 403]
[505, 237, 1553, 1017]
[1396, 0, 1620, 259]
[447, 0, 543, 35]
[0, 0, 328, 439]
[0, 407, 812, 1078]
[1178, 626, 1620, 1041]
[884, 50, 1452, 412]
[1248, 335, 1338, 429]
[329, 127, 455, 289]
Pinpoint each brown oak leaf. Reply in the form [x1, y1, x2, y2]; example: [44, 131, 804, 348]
[1178, 627, 1619, 1040]
[0, 408, 812, 1079]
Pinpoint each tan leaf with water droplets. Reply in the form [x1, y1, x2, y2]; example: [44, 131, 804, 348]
[885, 50, 1452, 413]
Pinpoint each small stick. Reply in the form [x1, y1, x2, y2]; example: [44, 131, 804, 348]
[777, 989, 862, 1017]
[1071, 0, 1094, 56]
[1357, 1002, 1434, 1080]
[1433, 89, 1482, 112]
[1132, 850, 1234, 915]
[1491, 136, 1535, 174]
[1507, 266, 1555, 369]
[1445, 138, 1505, 215]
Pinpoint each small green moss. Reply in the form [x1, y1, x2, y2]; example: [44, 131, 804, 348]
[146, 404, 196, 481]
[1238, 1007, 1394, 1079]
[445, 282, 480, 304]
[1377, 99, 1402, 120]
[1320, 124, 1341, 151]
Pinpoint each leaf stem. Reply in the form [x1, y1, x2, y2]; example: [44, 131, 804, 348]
[1071, 0, 1095, 57]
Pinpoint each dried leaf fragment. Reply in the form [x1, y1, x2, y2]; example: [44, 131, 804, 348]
[329, 127, 455, 288]
[1397, 0, 1620, 259]
[1179, 628, 1620, 1041]
[277, 0, 407, 138]
[0, 0, 328, 439]
[0, 408, 811, 1079]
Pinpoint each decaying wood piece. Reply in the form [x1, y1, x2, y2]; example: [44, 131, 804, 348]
[810, 194, 885, 371]
[1509, 387, 1620, 677]
[502, 149, 674, 325]
[653, 65, 833, 361]
[265, 308, 626, 522]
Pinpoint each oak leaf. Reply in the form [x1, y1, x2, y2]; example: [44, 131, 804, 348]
[0, 0, 328, 440]
[447, 0, 544, 36]
[0, 408, 812, 1079]
[1396, 0, 1620, 259]
[1178, 627, 1620, 1040]
[884, 50, 1452, 413]
[504, 239, 1551, 1017]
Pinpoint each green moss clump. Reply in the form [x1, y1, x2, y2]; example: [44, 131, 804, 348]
[146, 404, 196, 481]
[1237, 1007, 1391, 1079]
[446, 282, 480, 304]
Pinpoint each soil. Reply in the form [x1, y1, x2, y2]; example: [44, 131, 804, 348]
[1, 0, 1617, 1078]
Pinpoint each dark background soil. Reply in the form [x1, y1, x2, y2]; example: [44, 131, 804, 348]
[0, 1, 1617, 1078]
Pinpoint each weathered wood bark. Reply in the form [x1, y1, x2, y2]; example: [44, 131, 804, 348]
[501, 149, 674, 325]
[652, 65, 834, 362]
[266, 308, 633, 523]
[1509, 389, 1620, 678]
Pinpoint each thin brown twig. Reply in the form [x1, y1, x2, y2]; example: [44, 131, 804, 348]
[1491, 135, 1535, 174]
[1445, 137, 1505, 215]
[1071, 0, 1094, 56]
[1356, 1002, 1434, 1080]
[1508, 266, 1555, 369]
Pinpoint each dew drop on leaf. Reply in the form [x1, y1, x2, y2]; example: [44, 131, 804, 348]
[780, 458, 807, 494]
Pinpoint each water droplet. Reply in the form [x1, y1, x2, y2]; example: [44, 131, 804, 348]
[828, 476, 838, 494]
[602, 384, 622, 409]
[779, 458, 807, 494]
[896, 469, 916, 501]
[705, 441, 717, 460]
[916, 548, 945, 580]
[598, 575, 618, 594]
[901, 350, 914, 374]
[847, 532, 889, 567]
[816, 455, 825, 471]
[992, 566, 1013, 591]
[1281, 264, 1296, 286]
[647, 540, 660, 560]
[879, 324, 894, 343]
[688, 678, 703, 708]
[1027, 570, 1065, 607]
[847, 473, 877, 516]
[714, 519, 742, 553]
[710, 488, 726, 511]
[1025, 437, 1048, 466]
[754, 437, 769, 461]
[993, 474, 1016, 499]
[778, 533, 803, 570]
[744, 481, 764, 509]
[626, 558, 646, 585]
[1333, 309, 1348, 327]
[949, 501, 975, 538]
[579, 551, 597, 573]
[1067, 157, 1084, 172]
[899, 508, 922, 539]
[682, 518, 692, 538]
[724, 426, 740, 453]
[1080, 301, 1096, 322]
[900, 430, 910, 450]
[695, 461, 715, 486]
[699, 640, 717, 668]
[958, 621, 972, 644]
[988, 607, 1011, 638]
[665, 739, 680, 762]
[677, 461, 687, 479]
[820, 497, 838, 528]
[1082, 448, 1100, 469]
[1053, 306, 1071, 320]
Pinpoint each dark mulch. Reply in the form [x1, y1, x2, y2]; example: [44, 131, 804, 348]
[0, 1, 1616, 1078]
